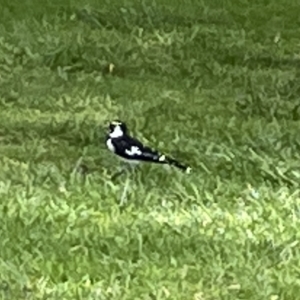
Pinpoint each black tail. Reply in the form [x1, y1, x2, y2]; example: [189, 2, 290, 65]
[140, 147, 191, 173]
[165, 157, 191, 173]
[156, 154, 191, 173]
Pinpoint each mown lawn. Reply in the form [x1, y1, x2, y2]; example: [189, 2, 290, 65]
[1, 0, 300, 299]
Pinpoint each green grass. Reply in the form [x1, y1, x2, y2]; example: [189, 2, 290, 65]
[1, 0, 300, 299]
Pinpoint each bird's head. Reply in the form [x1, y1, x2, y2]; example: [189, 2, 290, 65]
[108, 120, 128, 137]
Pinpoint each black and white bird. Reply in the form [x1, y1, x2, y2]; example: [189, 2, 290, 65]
[105, 120, 191, 174]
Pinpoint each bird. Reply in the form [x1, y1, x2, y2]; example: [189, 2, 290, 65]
[105, 120, 191, 174]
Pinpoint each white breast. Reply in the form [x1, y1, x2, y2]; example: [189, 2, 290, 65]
[106, 138, 115, 153]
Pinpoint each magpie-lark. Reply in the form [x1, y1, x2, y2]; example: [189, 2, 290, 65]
[106, 120, 191, 174]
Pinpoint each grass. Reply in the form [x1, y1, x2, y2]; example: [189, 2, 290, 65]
[1, 0, 300, 299]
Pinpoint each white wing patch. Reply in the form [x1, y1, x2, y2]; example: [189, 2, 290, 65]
[125, 146, 142, 156]
[158, 155, 166, 161]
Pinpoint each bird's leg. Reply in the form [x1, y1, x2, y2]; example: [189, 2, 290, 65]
[111, 161, 129, 181]
[118, 163, 139, 206]
[111, 161, 139, 181]
[111, 167, 126, 181]
[120, 175, 130, 206]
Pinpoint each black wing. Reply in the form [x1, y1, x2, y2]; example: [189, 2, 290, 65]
[111, 135, 191, 172]
[111, 135, 162, 162]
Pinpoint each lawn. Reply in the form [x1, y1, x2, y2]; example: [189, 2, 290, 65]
[1, 0, 300, 299]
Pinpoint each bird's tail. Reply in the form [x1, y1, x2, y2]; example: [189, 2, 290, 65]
[140, 147, 191, 173]
[158, 154, 192, 174]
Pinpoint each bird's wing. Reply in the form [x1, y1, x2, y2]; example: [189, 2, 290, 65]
[124, 137, 191, 172]
[113, 135, 163, 162]
[112, 135, 191, 173]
